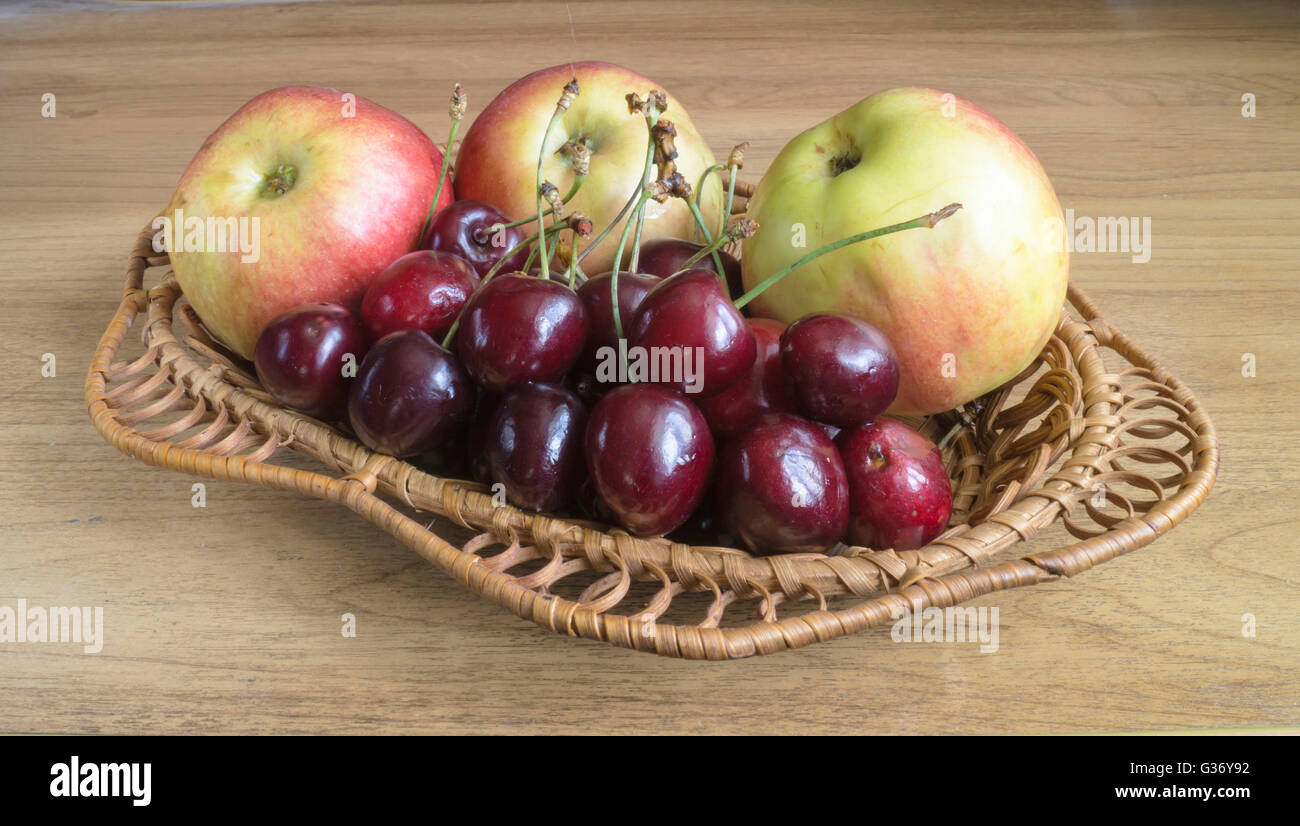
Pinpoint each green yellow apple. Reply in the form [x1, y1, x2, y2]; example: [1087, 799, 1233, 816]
[741, 87, 1068, 415]
[164, 86, 453, 358]
[453, 61, 724, 273]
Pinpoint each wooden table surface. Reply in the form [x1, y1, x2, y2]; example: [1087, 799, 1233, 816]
[2, 0, 1297, 735]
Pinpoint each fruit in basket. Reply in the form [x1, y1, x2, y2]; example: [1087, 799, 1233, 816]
[585, 384, 715, 536]
[166, 86, 453, 359]
[714, 413, 849, 554]
[741, 87, 1068, 415]
[485, 383, 589, 512]
[347, 330, 474, 457]
[779, 313, 899, 428]
[456, 273, 589, 392]
[360, 251, 478, 342]
[453, 61, 725, 273]
[422, 199, 530, 278]
[637, 238, 743, 299]
[836, 418, 952, 550]
[253, 302, 367, 421]
[698, 318, 795, 440]
[574, 271, 662, 375]
[628, 269, 756, 397]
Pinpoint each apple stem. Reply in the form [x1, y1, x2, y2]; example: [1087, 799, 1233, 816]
[420, 84, 467, 244]
[732, 203, 962, 310]
[536, 80, 579, 282]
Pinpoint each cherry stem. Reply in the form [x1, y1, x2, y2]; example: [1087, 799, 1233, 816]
[499, 176, 585, 231]
[693, 164, 723, 242]
[576, 185, 638, 265]
[439, 229, 541, 349]
[566, 228, 582, 288]
[685, 198, 727, 284]
[423, 121, 458, 239]
[674, 224, 738, 274]
[724, 165, 739, 230]
[535, 82, 577, 278]
[732, 203, 962, 310]
[609, 106, 662, 341]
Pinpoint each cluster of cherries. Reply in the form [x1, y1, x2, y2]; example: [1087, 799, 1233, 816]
[251, 84, 956, 555]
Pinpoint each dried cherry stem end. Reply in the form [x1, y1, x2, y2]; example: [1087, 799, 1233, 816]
[733, 203, 962, 310]
[498, 174, 585, 231]
[674, 217, 758, 274]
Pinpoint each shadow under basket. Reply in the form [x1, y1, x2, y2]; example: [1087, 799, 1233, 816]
[86, 220, 1219, 660]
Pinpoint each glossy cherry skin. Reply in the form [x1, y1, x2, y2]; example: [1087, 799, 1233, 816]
[486, 383, 589, 512]
[575, 271, 662, 376]
[360, 250, 478, 342]
[584, 384, 715, 536]
[347, 329, 474, 457]
[422, 199, 529, 278]
[253, 302, 366, 421]
[465, 391, 502, 485]
[780, 312, 900, 428]
[637, 238, 743, 300]
[836, 418, 952, 551]
[714, 413, 849, 555]
[628, 268, 756, 398]
[455, 273, 589, 392]
[698, 318, 796, 441]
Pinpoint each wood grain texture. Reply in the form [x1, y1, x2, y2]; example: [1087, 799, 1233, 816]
[1, 0, 1297, 734]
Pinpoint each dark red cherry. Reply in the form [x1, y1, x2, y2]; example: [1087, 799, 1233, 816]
[253, 302, 366, 421]
[347, 329, 474, 457]
[780, 312, 900, 428]
[465, 391, 502, 485]
[836, 418, 952, 551]
[637, 237, 743, 299]
[628, 268, 756, 398]
[360, 250, 478, 342]
[714, 413, 849, 555]
[485, 383, 588, 512]
[575, 271, 662, 376]
[698, 317, 796, 440]
[422, 199, 529, 278]
[455, 273, 589, 392]
[584, 384, 715, 536]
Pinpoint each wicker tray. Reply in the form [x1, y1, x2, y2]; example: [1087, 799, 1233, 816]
[85, 219, 1219, 660]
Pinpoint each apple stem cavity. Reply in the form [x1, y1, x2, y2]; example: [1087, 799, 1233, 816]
[536, 79, 580, 281]
[724, 143, 748, 233]
[732, 203, 962, 310]
[261, 163, 298, 197]
[420, 84, 467, 242]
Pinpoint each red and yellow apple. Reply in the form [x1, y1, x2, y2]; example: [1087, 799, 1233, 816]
[453, 61, 724, 274]
[741, 87, 1068, 415]
[165, 85, 453, 358]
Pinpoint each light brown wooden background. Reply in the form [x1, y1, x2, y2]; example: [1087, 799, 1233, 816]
[1, 0, 1297, 735]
